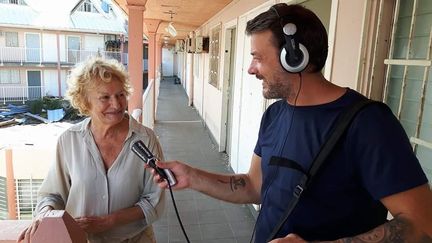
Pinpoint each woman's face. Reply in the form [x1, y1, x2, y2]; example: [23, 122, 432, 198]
[87, 78, 127, 127]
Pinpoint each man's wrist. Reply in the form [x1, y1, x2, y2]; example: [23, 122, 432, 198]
[187, 167, 198, 189]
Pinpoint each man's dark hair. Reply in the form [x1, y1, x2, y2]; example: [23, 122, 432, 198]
[246, 3, 328, 73]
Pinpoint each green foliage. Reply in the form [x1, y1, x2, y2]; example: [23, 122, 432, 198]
[43, 97, 63, 110]
[28, 99, 44, 114]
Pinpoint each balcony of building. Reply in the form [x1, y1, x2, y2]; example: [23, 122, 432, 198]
[0, 46, 128, 66]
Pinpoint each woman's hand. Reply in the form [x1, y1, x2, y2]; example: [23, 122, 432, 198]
[17, 206, 53, 242]
[75, 215, 114, 234]
[17, 218, 43, 243]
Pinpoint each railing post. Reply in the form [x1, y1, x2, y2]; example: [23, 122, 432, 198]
[20, 47, 23, 65]
[2, 87, 5, 104]
[22, 86, 25, 104]
[0, 47, 3, 66]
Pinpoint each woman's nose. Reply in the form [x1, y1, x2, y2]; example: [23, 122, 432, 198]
[110, 96, 121, 108]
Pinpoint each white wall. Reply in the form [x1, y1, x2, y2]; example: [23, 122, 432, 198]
[175, 52, 185, 82]
[162, 48, 174, 76]
[59, 35, 66, 62]
[42, 33, 57, 62]
[185, 0, 270, 173]
[60, 70, 67, 96]
[84, 34, 104, 51]
[231, 2, 275, 173]
[43, 70, 59, 96]
[193, 46, 204, 118]
[329, 0, 365, 88]
[185, 53, 194, 102]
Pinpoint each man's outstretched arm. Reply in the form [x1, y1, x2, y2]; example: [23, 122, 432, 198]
[154, 153, 263, 204]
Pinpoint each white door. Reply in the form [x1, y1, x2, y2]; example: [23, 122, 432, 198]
[235, 4, 272, 173]
[25, 33, 40, 62]
[162, 48, 174, 77]
[222, 27, 236, 155]
[67, 36, 81, 63]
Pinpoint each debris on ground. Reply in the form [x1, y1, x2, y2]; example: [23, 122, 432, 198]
[0, 98, 85, 128]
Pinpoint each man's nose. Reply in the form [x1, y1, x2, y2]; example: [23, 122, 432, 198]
[248, 63, 256, 75]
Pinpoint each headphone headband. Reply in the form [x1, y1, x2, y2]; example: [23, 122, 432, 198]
[270, 4, 309, 73]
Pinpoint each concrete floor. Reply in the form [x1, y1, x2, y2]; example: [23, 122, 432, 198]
[153, 78, 256, 243]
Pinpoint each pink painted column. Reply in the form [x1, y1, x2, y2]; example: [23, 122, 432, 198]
[147, 32, 157, 121]
[56, 33, 62, 97]
[148, 32, 157, 82]
[120, 34, 125, 64]
[5, 149, 17, 219]
[156, 34, 163, 78]
[127, 4, 145, 114]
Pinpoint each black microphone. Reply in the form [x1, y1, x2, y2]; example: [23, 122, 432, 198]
[131, 140, 177, 186]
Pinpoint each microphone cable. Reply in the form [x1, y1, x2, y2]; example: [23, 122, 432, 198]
[131, 140, 190, 242]
[167, 178, 191, 243]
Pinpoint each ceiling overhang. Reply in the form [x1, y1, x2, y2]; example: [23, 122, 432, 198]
[114, 0, 232, 45]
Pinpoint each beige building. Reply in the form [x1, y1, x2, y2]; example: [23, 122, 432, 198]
[0, 0, 127, 103]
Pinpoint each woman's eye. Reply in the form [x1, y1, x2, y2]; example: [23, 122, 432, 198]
[99, 96, 110, 102]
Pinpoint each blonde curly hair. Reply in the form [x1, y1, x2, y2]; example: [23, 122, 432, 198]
[65, 57, 132, 116]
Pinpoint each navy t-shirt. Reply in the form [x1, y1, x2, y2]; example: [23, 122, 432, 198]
[254, 88, 428, 241]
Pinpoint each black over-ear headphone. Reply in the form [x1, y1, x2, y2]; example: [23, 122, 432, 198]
[271, 4, 309, 73]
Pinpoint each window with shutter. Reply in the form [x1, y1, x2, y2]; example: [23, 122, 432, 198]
[383, 0, 432, 181]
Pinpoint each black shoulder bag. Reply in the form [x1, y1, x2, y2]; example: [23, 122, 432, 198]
[267, 99, 378, 241]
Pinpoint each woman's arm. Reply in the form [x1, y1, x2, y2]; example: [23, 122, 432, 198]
[75, 206, 145, 233]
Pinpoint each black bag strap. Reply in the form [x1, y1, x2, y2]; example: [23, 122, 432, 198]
[267, 99, 377, 241]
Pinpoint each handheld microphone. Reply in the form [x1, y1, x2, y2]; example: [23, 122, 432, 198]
[131, 140, 177, 186]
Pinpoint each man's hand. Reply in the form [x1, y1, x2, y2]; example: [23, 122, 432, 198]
[75, 215, 113, 234]
[151, 161, 194, 190]
[268, 234, 307, 243]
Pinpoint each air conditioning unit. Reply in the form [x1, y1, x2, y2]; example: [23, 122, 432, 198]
[186, 37, 196, 53]
[175, 39, 185, 52]
[195, 36, 209, 53]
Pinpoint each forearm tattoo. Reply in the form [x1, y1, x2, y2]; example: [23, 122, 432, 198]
[229, 176, 246, 191]
[331, 215, 431, 243]
[217, 176, 246, 191]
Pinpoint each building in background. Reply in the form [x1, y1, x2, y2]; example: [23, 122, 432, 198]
[0, 0, 128, 104]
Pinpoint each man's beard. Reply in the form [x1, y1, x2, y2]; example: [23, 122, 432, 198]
[260, 75, 291, 99]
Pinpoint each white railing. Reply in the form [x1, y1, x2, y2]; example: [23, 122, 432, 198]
[0, 47, 128, 65]
[141, 79, 155, 129]
[143, 59, 148, 72]
[0, 86, 45, 104]
[66, 49, 128, 65]
[0, 0, 26, 4]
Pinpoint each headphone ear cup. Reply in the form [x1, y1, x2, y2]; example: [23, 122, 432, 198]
[279, 43, 309, 73]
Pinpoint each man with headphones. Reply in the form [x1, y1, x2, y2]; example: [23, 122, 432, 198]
[152, 3, 432, 242]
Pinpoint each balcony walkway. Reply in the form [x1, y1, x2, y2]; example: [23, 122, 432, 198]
[153, 78, 256, 243]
